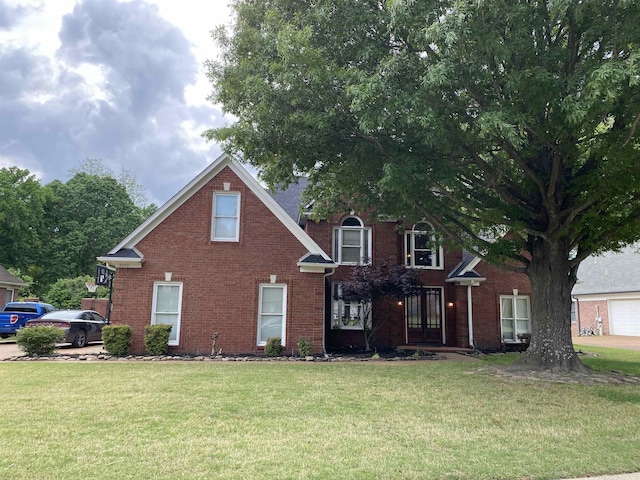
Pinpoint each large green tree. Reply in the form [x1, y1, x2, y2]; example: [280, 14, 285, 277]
[207, 0, 640, 372]
[41, 173, 152, 288]
[0, 167, 52, 275]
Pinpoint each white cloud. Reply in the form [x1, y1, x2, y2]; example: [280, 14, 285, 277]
[0, 0, 233, 205]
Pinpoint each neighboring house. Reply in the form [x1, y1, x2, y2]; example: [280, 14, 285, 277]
[99, 154, 532, 355]
[572, 244, 640, 337]
[0, 265, 26, 305]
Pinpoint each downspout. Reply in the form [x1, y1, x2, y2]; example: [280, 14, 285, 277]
[467, 285, 474, 348]
[322, 268, 336, 356]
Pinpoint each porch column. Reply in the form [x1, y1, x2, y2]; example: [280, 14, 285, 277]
[467, 285, 474, 348]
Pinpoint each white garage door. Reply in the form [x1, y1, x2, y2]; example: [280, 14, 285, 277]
[610, 299, 640, 336]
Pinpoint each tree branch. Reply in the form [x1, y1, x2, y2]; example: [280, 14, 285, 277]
[622, 111, 640, 147]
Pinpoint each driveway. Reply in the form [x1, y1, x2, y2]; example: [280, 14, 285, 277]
[573, 335, 640, 351]
[0, 340, 105, 359]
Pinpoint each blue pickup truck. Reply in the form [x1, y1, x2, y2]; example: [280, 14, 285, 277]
[0, 302, 57, 338]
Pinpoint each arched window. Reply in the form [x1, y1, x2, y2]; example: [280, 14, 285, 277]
[404, 222, 442, 269]
[333, 216, 371, 264]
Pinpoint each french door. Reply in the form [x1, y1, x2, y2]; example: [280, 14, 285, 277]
[406, 288, 444, 344]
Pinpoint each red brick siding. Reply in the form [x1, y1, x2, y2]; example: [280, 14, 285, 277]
[572, 299, 609, 336]
[471, 262, 532, 349]
[308, 213, 529, 351]
[81, 298, 110, 318]
[110, 167, 326, 355]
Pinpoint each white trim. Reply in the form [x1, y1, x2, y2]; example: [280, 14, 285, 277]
[572, 292, 640, 302]
[257, 284, 287, 346]
[96, 257, 143, 268]
[107, 154, 333, 263]
[211, 191, 241, 242]
[151, 281, 183, 346]
[467, 285, 474, 347]
[330, 282, 372, 331]
[499, 295, 531, 343]
[404, 223, 444, 270]
[445, 277, 486, 286]
[97, 246, 145, 268]
[332, 216, 372, 265]
[4, 288, 14, 304]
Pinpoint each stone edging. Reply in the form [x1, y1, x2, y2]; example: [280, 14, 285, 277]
[2, 352, 449, 363]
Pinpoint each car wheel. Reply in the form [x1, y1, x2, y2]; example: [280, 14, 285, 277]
[73, 330, 88, 348]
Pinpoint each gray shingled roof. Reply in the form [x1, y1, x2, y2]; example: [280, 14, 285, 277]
[573, 244, 640, 295]
[269, 178, 308, 223]
[100, 248, 142, 260]
[0, 265, 26, 286]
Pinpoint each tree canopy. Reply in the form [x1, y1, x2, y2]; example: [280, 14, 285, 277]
[0, 161, 154, 298]
[207, 0, 640, 371]
[0, 167, 52, 273]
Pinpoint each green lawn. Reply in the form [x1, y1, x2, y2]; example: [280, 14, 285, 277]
[1, 351, 639, 480]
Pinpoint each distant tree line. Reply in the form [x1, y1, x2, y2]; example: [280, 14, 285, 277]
[1, 160, 156, 303]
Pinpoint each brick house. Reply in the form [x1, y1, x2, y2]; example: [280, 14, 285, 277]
[0, 265, 26, 305]
[571, 244, 640, 337]
[99, 154, 532, 355]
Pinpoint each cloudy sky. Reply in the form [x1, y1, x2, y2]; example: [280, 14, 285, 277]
[0, 0, 235, 205]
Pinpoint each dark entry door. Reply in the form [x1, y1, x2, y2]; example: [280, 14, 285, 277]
[406, 288, 443, 344]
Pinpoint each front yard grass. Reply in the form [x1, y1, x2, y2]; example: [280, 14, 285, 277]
[1, 351, 639, 480]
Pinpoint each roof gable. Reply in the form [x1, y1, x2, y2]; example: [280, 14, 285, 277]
[101, 154, 334, 267]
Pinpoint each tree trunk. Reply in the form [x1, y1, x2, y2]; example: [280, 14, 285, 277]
[510, 237, 590, 373]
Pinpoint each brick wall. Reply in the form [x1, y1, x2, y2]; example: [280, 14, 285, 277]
[81, 298, 110, 318]
[109, 166, 327, 355]
[467, 261, 532, 350]
[572, 299, 609, 336]
[306, 213, 527, 351]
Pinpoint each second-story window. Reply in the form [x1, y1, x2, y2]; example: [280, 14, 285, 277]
[405, 222, 443, 269]
[333, 216, 371, 264]
[211, 192, 240, 241]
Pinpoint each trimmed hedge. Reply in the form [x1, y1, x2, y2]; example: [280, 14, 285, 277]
[16, 326, 65, 355]
[102, 325, 132, 356]
[144, 324, 172, 356]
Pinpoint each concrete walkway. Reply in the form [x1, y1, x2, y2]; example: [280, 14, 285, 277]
[0, 340, 105, 359]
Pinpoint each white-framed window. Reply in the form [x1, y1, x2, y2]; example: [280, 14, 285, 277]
[5, 288, 14, 304]
[151, 282, 183, 346]
[211, 192, 240, 241]
[500, 295, 531, 342]
[331, 283, 372, 330]
[405, 222, 443, 269]
[333, 216, 371, 264]
[257, 284, 287, 346]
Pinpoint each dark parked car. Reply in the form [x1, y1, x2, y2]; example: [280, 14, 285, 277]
[26, 310, 108, 348]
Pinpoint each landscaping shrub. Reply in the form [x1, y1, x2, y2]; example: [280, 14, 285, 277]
[16, 326, 65, 355]
[144, 324, 172, 355]
[265, 337, 284, 357]
[297, 337, 313, 356]
[102, 325, 132, 356]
